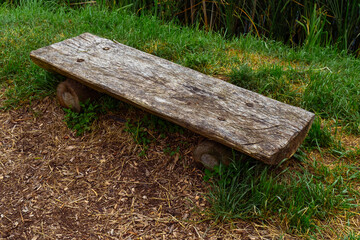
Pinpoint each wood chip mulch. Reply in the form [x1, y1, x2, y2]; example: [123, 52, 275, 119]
[0, 97, 289, 239]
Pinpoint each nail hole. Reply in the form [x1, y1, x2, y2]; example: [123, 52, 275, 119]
[76, 58, 84, 62]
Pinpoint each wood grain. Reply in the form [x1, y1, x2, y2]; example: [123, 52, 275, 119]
[30, 33, 315, 164]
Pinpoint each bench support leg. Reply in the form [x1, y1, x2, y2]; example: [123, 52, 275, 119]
[56, 78, 99, 112]
[193, 140, 232, 170]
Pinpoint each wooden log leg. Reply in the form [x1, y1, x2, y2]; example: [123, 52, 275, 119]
[56, 78, 99, 112]
[193, 140, 233, 170]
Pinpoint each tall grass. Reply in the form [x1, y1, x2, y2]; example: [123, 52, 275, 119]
[297, 4, 329, 50]
[87, 0, 360, 54]
[3, 0, 360, 53]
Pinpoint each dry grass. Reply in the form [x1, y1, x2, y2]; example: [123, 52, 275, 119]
[225, 49, 302, 71]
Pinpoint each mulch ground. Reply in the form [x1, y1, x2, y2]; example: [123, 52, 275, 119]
[0, 97, 287, 240]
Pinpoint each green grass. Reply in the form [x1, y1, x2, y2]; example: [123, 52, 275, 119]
[229, 60, 360, 135]
[1, 1, 359, 135]
[206, 159, 357, 234]
[303, 116, 335, 149]
[0, 1, 359, 238]
[229, 64, 300, 105]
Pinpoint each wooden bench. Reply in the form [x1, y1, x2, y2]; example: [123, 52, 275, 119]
[30, 33, 315, 167]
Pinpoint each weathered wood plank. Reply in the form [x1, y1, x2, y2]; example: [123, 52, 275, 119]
[30, 33, 315, 165]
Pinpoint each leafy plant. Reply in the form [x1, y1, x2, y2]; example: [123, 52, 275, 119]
[63, 100, 100, 136]
[99, 95, 122, 112]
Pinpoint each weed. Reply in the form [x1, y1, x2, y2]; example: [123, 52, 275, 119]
[98, 95, 122, 112]
[163, 145, 180, 157]
[63, 100, 100, 136]
[124, 114, 184, 156]
[124, 119, 152, 156]
[143, 114, 184, 136]
[184, 53, 212, 73]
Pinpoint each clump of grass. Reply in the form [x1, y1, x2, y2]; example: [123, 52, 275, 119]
[229, 62, 360, 134]
[303, 117, 334, 149]
[297, 4, 329, 50]
[206, 158, 356, 234]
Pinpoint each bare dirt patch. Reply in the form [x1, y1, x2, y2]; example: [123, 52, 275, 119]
[0, 97, 287, 239]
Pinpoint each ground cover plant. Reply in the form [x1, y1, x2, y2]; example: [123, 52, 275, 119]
[0, 0, 359, 239]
